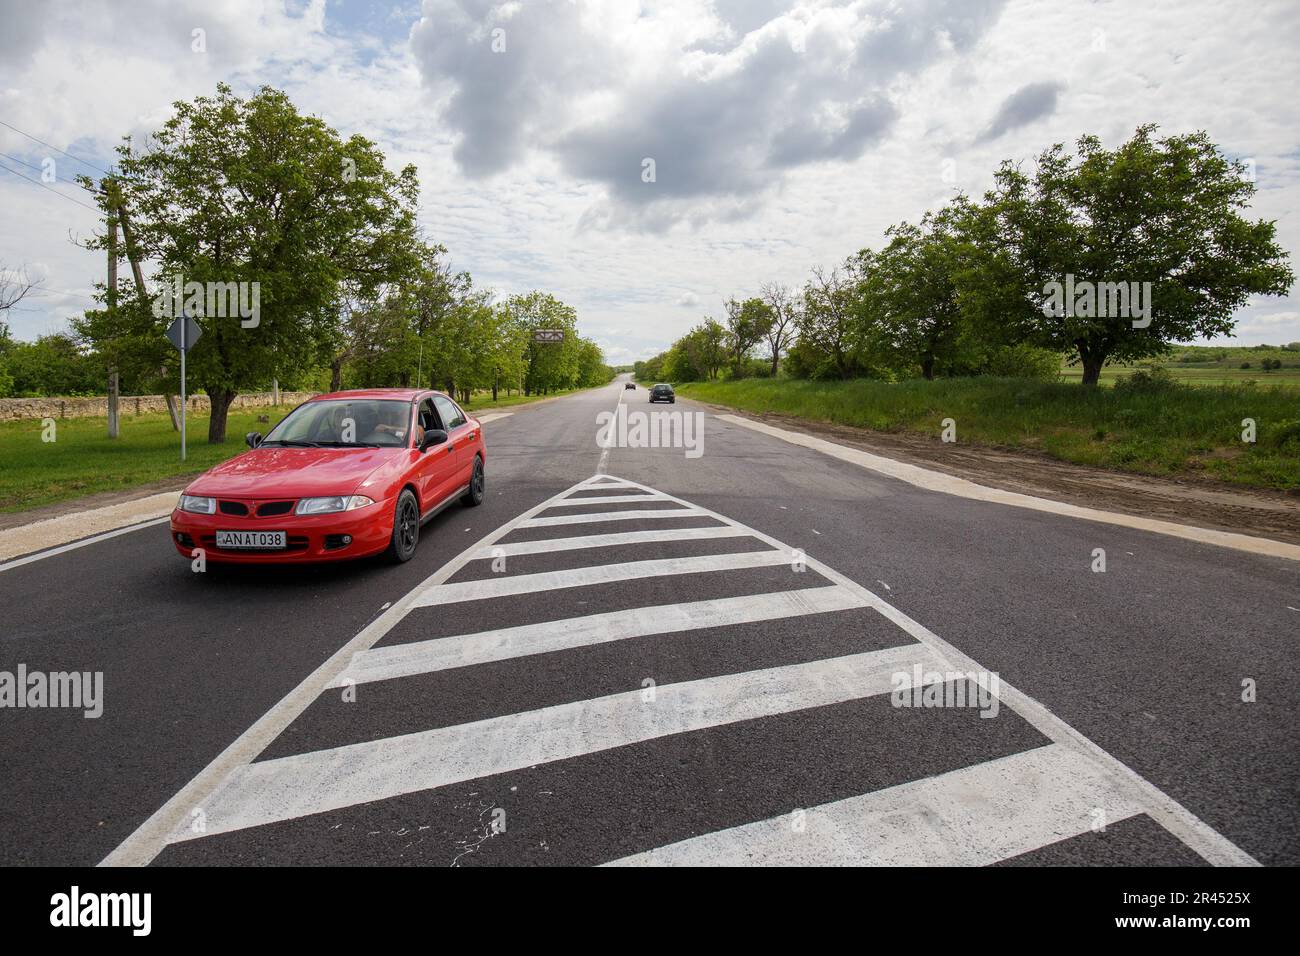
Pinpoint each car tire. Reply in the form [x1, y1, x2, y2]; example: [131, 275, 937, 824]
[461, 455, 485, 507]
[385, 488, 421, 563]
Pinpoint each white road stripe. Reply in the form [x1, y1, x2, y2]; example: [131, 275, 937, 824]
[519, 508, 707, 527]
[0, 515, 172, 572]
[543, 493, 667, 507]
[412, 549, 792, 606]
[477, 525, 753, 558]
[335, 585, 868, 685]
[608, 744, 1143, 866]
[165, 643, 944, 844]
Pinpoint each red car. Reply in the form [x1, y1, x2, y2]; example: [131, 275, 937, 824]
[170, 389, 486, 564]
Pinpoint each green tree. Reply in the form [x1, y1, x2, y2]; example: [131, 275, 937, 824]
[869, 207, 974, 379]
[799, 257, 883, 379]
[723, 297, 774, 378]
[503, 292, 581, 394]
[759, 282, 800, 377]
[0, 334, 102, 396]
[978, 125, 1293, 385]
[80, 84, 420, 441]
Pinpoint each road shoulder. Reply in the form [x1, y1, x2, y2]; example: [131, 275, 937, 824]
[703, 404, 1300, 559]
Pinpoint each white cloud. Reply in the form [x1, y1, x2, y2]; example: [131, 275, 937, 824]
[0, 0, 1297, 357]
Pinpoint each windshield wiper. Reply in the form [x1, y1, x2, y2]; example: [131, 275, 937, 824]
[313, 441, 383, 448]
[261, 439, 321, 447]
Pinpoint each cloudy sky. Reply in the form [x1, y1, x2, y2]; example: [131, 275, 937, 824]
[2, 0, 1298, 363]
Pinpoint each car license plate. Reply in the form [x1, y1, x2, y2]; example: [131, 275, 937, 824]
[216, 530, 286, 549]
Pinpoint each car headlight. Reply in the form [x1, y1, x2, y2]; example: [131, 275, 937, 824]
[294, 495, 376, 516]
[179, 494, 216, 514]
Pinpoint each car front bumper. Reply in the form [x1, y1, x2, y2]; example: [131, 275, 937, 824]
[170, 499, 393, 564]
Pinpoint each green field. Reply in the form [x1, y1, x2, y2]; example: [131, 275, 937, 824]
[1061, 346, 1300, 388]
[676, 376, 1300, 491]
[0, 386, 591, 514]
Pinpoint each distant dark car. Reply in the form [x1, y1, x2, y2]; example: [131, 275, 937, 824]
[648, 383, 675, 404]
[624, 382, 636, 389]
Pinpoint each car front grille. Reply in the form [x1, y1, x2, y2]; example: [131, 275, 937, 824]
[214, 499, 297, 518]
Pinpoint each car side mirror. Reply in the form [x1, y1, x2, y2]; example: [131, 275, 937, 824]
[420, 428, 448, 452]
[246, 432, 262, 449]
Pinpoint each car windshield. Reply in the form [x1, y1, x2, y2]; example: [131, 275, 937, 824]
[262, 399, 411, 448]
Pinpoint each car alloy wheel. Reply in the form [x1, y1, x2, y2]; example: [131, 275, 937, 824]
[462, 456, 485, 506]
[386, 489, 420, 563]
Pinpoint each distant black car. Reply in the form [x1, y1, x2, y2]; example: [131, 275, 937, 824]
[649, 383, 675, 404]
[624, 382, 636, 389]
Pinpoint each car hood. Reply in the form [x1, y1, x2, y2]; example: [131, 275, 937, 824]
[187, 446, 407, 499]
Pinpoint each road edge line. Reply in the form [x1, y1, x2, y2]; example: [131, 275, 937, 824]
[716, 413, 1300, 562]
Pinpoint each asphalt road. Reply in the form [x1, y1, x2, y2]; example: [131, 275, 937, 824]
[1, 376, 1296, 866]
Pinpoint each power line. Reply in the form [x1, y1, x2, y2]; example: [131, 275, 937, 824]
[0, 159, 103, 213]
[0, 150, 46, 174]
[0, 150, 101, 203]
[0, 117, 113, 177]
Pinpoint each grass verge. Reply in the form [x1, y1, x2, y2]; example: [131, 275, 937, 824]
[676, 377, 1300, 491]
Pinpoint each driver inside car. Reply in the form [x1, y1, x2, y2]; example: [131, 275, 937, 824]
[364, 403, 408, 445]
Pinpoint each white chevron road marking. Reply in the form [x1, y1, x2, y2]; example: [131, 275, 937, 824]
[102, 473, 1258, 868]
[333, 585, 868, 686]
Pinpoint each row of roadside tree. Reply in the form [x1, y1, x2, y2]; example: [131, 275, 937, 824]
[0, 84, 612, 441]
[636, 125, 1293, 388]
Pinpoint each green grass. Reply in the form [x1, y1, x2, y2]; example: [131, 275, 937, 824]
[458, 385, 594, 412]
[1061, 346, 1300, 388]
[1060, 363, 1300, 388]
[676, 377, 1300, 491]
[0, 405, 303, 513]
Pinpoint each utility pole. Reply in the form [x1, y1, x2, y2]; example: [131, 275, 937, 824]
[107, 176, 181, 433]
[106, 201, 120, 439]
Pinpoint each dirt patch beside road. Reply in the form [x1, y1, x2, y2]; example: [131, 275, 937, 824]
[703, 404, 1300, 546]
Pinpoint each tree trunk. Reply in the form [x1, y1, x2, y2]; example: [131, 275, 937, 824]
[1079, 344, 1105, 386]
[770, 354, 780, 377]
[921, 355, 936, 380]
[207, 388, 237, 444]
[330, 360, 343, 392]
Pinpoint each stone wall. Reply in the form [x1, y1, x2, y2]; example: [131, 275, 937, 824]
[0, 391, 318, 422]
